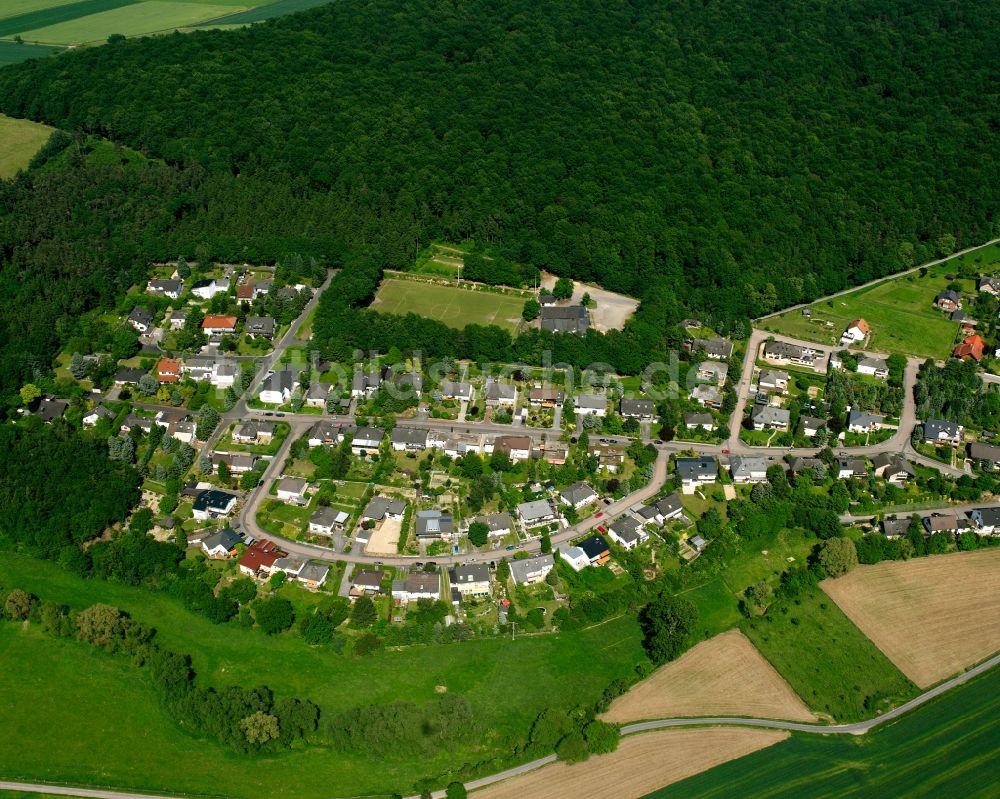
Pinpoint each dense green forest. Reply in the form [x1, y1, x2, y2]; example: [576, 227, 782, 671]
[1, 0, 999, 392]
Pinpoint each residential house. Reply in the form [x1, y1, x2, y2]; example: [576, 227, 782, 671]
[762, 340, 819, 367]
[362, 496, 406, 522]
[308, 506, 349, 536]
[880, 518, 912, 539]
[978, 277, 1000, 296]
[212, 451, 257, 475]
[253, 279, 273, 299]
[156, 358, 181, 383]
[576, 534, 611, 565]
[146, 278, 183, 299]
[114, 367, 146, 386]
[684, 412, 714, 431]
[872, 453, 916, 484]
[608, 516, 646, 550]
[271, 556, 306, 579]
[729, 455, 769, 484]
[200, 528, 241, 559]
[441, 433, 482, 457]
[491, 435, 532, 461]
[693, 338, 734, 360]
[836, 456, 868, 480]
[857, 356, 889, 379]
[233, 420, 275, 445]
[351, 370, 382, 398]
[396, 372, 424, 397]
[450, 564, 492, 597]
[953, 334, 986, 361]
[470, 512, 513, 538]
[120, 414, 153, 433]
[557, 544, 590, 572]
[127, 307, 154, 333]
[559, 481, 598, 510]
[789, 457, 824, 477]
[350, 569, 385, 597]
[749, 405, 790, 431]
[588, 442, 626, 472]
[352, 426, 385, 454]
[154, 408, 187, 429]
[391, 572, 441, 602]
[517, 498, 558, 527]
[968, 441, 1000, 470]
[540, 305, 589, 335]
[620, 398, 655, 420]
[690, 384, 723, 409]
[539, 444, 570, 465]
[539, 293, 556, 306]
[969, 507, 1000, 534]
[574, 393, 608, 417]
[236, 283, 254, 303]
[258, 369, 297, 405]
[799, 416, 826, 438]
[191, 278, 230, 299]
[484, 380, 517, 407]
[304, 381, 331, 409]
[924, 418, 963, 447]
[82, 404, 115, 427]
[636, 492, 684, 525]
[391, 427, 428, 451]
[245, 316, 276, 339]
[36, 397, 68, 423]
[276, 477, 308, 504]
[202, 315, 238, 336]
[923, 514, 959, 535]
[308, 420, 344, 447]
[696, 361, 728, 386]
[298, 562, 330, 590]
[934, 290, 962, 312]
[508, 554, 554, 585]
[238, 539, 282, 577]
[839, 318, 870, 346]
[439, 380, 473, 402]
[168, 311, 187, 330]
[168, 421, 195, 444]
[675, 456, 717, 494]
[415, 509, 454, 540]
[758, 369, 789, 394]
[847, 410, 884, 434]
[192, 489, 238, 521]
[529, 387, 565, 407]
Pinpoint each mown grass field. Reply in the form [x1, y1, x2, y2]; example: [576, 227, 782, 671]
[371, 277, 526, 332]
[0, 553, 646, 798]
[742, 586, 916, 722]
[761, 242, 1000, 359]
[644, 662, 1000, 799]
[0, 113, 53, 178]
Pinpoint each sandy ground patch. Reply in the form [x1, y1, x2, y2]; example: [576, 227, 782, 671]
[540, 271, 639, 332]
[473, 727, 788, 799]
[364, 517, 401, 556]
[821, 549, 1000, 688]
[602, 629, 816, 723]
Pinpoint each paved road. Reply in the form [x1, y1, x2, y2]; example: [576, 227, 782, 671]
[754, 237, 1000, 322]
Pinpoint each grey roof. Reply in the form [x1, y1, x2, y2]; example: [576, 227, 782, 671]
[517, 499, 556, 523]
[439, 380, 473, 398]
[485, 381, 517, 401]
[799, 415, 826, 432]
[202, 528, 241, 552]
[235, 420, 275, 438]
[936, 289, 961, 302]
[848, 410, 883, 429]
[450, 563, 490, 584]
[352, 569, 385, 589]
[621, 398, 655, 416]
[968, 442, 1000, 462]
[837, 456, 868, 476]
[762, 340, 815, 361]
[37, 397, 68, 422]
[277, 477, 308, 495]
[84, 404, 115, 420]
[758, 368, 789, 386]
[560, 481, 597, 506]
[972, 506, 1000, 527]
[415, 509, 454, 538]
[308, 420, 343, 443]
[298, 562, 330, 583]
[750, 405, 790, 426]
[881, 518, 912, 538]
[261, 369, 297, 394]
[873, 453, 915, 478]
[397, 372, 424, 393]
[925, 418, 961, 440]
[245, 316, 276, 336]
[148, 278, 182, 294]
[363, 496, 406, 519]
[540, 305, 588, 334]
[128, 306, 154, 326]
[610, 516, 642, 543]
[654, 493, 683, 518]
[114, 367, 146, 383]
[730, 455, 768, 479]
[789, 457, 824, 474]
[690, 385, 723, 405]
[858, 355, 888, 371]
[575, 393, 607, 410]
[696, 361, 729, 383]
[391, 427, 428, 447]
[693, 338, 733, 359]
[684, 412, 713, 427]
[508, 554, 554, 584]
[396, 572, 440, 595]
[310, 506, 347, 528]
[675, 456, 717, 482]
[352, 426, 385, 447]
[471, 512, 512, 533]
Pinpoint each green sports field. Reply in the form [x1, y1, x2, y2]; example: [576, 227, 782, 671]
[761, 243, 1000, 360]
[371, 277, 527, 332]
[644, 661, 1000, 799]
[0, 113, 53, 178]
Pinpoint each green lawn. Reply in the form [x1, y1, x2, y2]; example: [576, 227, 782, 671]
[370, 278, 526, 332]
[0, 553, 646, 797]
[742, 586, 916, 722]
[644, 662, 1000, 799]
[760, 251, 1000, 359]
[0, 114, 53, 178]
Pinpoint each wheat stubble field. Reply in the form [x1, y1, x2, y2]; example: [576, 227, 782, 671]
[821, 548, 1000, 687]
[602, 629, 817, 723]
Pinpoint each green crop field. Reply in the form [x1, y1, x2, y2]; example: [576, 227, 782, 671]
[0, 114, 54, 178]
[742, 586, 916, 722]
[761, 243, 1000, 360]
[644, 663, 1000, 799]
[0, 553, 645, 798]
[0, 0, 139, 37]
[0, 39, 63, 63]
[201, 0, 333, 26]
[371, 278, 527, 332]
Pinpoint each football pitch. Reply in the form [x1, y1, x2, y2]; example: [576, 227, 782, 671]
[371, 278, 526, 332]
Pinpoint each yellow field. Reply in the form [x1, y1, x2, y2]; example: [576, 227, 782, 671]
[821, 549, 1000, 687]
[602, 629, 816, 723]
[0, 114, 53, 178]
[473, 728, 789, 799]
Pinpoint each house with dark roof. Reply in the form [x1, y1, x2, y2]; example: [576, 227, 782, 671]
[363, 496, 406, 521]
[934, 289, 962, 312]
[36, 397, 68, 423]
[857, 356, 889, 379]
[245, 316, 276, 339]
[559, 481, 598, 510]
[608, 516, 645, 550]
[636, 493, 684, 525]
[529, 387, 565, 407]
[391, 427, 428, 451]
[351, 569, 386, 597]
[675, 456, 717, 494]
[576, 534, 611, 565]
[620, 398, 655, 420]
[836, 456, 868, 480]
[391, 572, 441, 602]
[508, 554, 554, 585]
[484, 380, 517, 407]
[201, 528, 242, 559]
[82, 404, 115, 427]
[968, 441, 1000, 470]
[127, 306, 154, 333]
[259, 369, 297, 404]
[470, 512, 513, 538]
[516, 499, 558, 527]
[298, 562, 330, 590]
[693, 338, 733, 360]
[761, 340, 819, 366]
[192, 490, 238, 521]
[881, 517, 912, 539]
[439, 381, 474, 402]
[450, 564, 491, 596]
[924, 418, 963, 447]
[309, 506, 349, 536]
[729, 455, 768, 484]
[872, 453, 916, 484]
[684, 411, 714, 431]
[799, 416, 826, 438]
[749, 405, 790, 431]
[969, 507, 1000, 534]
[847, 410, 883, 434]
[146, 278, 183, 299]
[540, 305, 589, 335]
[415, 509, 454, 540]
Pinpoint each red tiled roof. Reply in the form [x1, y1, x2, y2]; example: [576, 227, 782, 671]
[953, 334, 985, 361]
[202, 315, 238, 330]
[238, 539, 282, 573]
[156, 358, 181, 382]
[237, 284, 253, 299]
